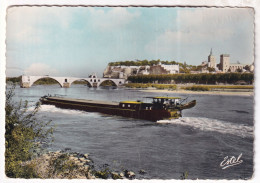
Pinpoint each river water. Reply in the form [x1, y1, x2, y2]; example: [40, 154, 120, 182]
[11, 84, 254, 179]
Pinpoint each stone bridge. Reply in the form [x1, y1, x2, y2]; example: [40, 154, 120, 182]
[21, 74, 125, 88]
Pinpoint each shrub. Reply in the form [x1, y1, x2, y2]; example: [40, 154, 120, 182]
[181, 85, 210, 91]
[48, 154, 79, 178]
[128, 73, 254, 84]
[125, 83, 176, 90]
[5, 85, 53, 178]
[93, 168, 110, 179]
[181, 85, 253, 91]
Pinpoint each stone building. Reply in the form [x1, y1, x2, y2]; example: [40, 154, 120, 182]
[229, 63, 246, 72]
[103, 62, 179, 79]
[160, 63, 179, 74]
[150, 62, 179, 75]
[208, 48, 216, 69]
[249, 63, 254, 72]
[219, 54, 230, 73]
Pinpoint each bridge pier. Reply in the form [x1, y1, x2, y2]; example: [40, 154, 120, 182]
[92, 83, 98, 87]
[21, 82, 30, 88]
[63, 82, 70, 88]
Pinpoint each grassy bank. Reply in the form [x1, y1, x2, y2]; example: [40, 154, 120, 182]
[125, 83, 253, 91]
[125, 83, 177, 90]
[180, 85, 254, 91]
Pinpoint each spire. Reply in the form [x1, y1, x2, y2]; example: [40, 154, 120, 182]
[210, 48, 213, 55]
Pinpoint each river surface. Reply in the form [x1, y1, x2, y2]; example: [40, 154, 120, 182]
[11, 84, 254, 179]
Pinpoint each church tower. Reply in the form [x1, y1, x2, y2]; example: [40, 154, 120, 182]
[208, 48, 216, 69]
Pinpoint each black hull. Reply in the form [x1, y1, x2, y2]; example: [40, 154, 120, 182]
[40, 97, 174, 122]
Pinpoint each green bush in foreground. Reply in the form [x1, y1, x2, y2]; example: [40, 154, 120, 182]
[5, 85, 53, 178]
[48, 154, 80, 178]
[93, 168, 111, 179]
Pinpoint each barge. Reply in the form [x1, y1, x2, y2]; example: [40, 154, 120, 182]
[40, 96, 196, 121]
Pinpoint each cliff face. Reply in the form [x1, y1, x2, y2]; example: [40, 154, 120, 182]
[103, 63, 179, 79]
[103, 66, 137, 79]
[150, 65, 168, 75]
[103, 66, 112, 77]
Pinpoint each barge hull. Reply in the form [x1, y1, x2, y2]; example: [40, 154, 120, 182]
[40, 97, 173, 121]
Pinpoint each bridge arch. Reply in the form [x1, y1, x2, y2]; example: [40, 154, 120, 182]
[98, 79, 118, 87]
[70, 79, 92, 87]
[30, 76, 63, 87]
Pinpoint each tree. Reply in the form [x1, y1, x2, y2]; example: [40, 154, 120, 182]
[127, 73, 254, 85]
[236, 68, 243, 73]
[244, 65, 250, 71]
[207, 67, 215, 72]
[5, 85, 53, 178]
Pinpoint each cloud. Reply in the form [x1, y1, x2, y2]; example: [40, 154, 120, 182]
[24, 63, 59, 76]
[6, 7, 75, 45]
[144, 8, 254, 63]
[6, 7, 140, 46]
[89, 7, 140, 30]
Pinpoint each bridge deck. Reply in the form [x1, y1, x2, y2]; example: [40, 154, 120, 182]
[48, 97, 119, 106]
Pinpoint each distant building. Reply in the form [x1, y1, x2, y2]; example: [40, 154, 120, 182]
[159, 62, 179, 74]
[208, 48, 216, 69]
[229, 62, 246, 72]
[219, 54, 230, 73]
[249, 63, 254, 72]
[145, 62, 179, 75]
[103, 62, 179, 79]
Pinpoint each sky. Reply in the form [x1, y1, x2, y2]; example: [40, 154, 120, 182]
[6, 6, 254, 77]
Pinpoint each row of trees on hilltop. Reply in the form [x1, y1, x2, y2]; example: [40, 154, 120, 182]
[108, 59, 193, 67]
[128, 73, 254, 84]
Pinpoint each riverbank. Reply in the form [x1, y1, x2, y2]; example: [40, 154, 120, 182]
[139, 88, 254, 96]
[23, 150, 136, 179]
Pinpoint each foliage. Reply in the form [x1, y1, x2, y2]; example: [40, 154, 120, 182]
[179, 67, 190, 73]
[6, 76, 59, 85]
[180, 171, 188, 180]
[6, 76, 22, 84]
[33, 78, 59, 85]
[48, 154, 79, 178]
[5, 85, 53, 178]
[244, 65, 250, 71]
[181, 85, 210, 91]
[111, 172, 121, 179]
[181, 85, 253, 91]
[99, 80, 117, 86]
[125, 83, 177, 90]
[93, 168, 111, 179]
[205, 85, 253, 89]
[72, 80, 89, 85]
[207, 67, 216, 72]
[128, 73, 254, 85]
[108, 59, 192, 67]
[92, 164, 111, 179]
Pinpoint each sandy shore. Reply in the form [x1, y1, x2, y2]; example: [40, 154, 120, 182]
[139, 89, 254, 96]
